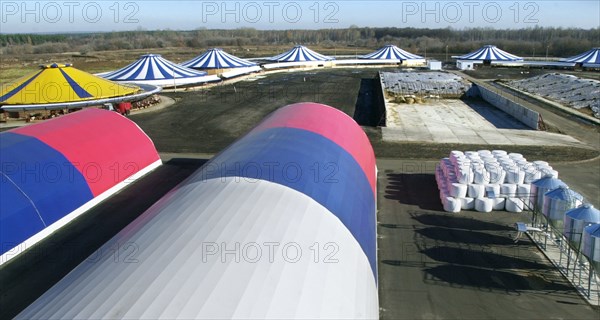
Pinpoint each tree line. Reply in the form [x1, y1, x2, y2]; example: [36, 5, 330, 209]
[1, 26, 598, 58]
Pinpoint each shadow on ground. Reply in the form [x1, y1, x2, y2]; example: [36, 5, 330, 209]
[420, 246, 552, 270]
[0, 158, 206, 319]
[423, 265, 574, 292]
[385, 173, 443, 211]
[411, 213, 514, 231]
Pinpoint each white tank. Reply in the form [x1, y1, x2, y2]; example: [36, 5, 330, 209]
[563, 204, 600, 246]
[542, 186, 583, 230]
[582, 224, 600, 271]
[531, 177, 566, 211]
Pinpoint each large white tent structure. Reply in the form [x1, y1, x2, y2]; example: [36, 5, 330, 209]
[263, 45, 334, 69]
[18, 102, 379, 319]
[562, 48, 600, 67]
[361, 44, 424, 60]
[455, 45, 523, 70]
[456, 45, 523, 62]
[180, 48, 261, 78]
[100, 54, 220, 87]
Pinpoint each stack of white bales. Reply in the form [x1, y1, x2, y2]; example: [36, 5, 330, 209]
[436, 150, 559, 213]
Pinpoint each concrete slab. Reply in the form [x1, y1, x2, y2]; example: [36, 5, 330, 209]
[383, 99, 585, 147]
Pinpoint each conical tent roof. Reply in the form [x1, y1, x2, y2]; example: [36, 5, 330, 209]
[101, 54, 216, 87]
[181, 48, 257, 69]
[1, 63, 140, 105]
[457, 45, 523, 61]
[566, 204, 600, 223]
[360, 45, 423, 60]
[562, 48, 600, 64]
[267, 45, 334, 62]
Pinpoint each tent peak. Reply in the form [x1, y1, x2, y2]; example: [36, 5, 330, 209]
[40, 63, 72, 69]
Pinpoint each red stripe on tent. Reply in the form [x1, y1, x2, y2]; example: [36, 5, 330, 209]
[13, 109, 160, 196]
[251, 102, 376, 196]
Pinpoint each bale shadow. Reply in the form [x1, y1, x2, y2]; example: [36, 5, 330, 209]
[415, 227, 516, 246]
[411, 213, 514, 231]
[421, 246, 551, 270]
[424, 265, 575, 292]
[385, 173, 443, 211]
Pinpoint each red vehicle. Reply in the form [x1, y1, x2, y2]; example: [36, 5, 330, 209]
[116, 102, 132, 115]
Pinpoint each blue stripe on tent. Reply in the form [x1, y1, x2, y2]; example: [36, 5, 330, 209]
[0, 132, 93, 256]
[0, 70, 44, 102]
[59, 69, 93, 99]
[0, 178, 46, 256]
[197, 127, 377, 281]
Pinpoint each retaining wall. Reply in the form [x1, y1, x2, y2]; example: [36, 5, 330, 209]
[476, 84, 540, 129]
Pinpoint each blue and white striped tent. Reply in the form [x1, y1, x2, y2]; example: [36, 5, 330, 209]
[360, 45, 423, 60]
[267, 45, 334, 62]
[181, 48, 257, 69]
[457, 45, 523, 61]
[562, 48, 600, 65]
[101, 54, 220, 87]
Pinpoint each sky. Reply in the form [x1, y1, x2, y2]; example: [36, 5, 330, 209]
[0, 0, 599, 33]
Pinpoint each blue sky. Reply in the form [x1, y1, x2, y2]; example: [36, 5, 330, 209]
[1, 1, 599, 33]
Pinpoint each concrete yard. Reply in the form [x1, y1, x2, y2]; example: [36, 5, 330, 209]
[383, 99, 584, 147]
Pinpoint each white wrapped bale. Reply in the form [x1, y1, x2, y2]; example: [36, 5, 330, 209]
[475, 198, 494, 212]
[449, 183, 468, 198]
[523, 167, 542, 184]
[500, 183, 517, 197]
[485, 163, 506, 184]
[473, 168, 491, 184]
[444, 196, 461, 213]
[460, 197, 475, 210]
[484, 184, 501, 198]
[541, 169, 559, 179]
[533, 160, 548, 167]
[478, 150, 492, 156]
[454, 164, 473, 184]
[492, 150, 507, 157]
[517, 184, 533, 208]
[506, 168, 525, 184]
[508, 153, 524, 160]
[468, 184, 485, 198]
[492, 198, 506, 211]
[506, 198, 524, 213]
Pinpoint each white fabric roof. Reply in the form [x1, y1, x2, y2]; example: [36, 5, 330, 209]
[18, 178, 378, 319]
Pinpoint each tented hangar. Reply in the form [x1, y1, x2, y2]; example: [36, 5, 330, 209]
[17, 102, 379, 319]
[0, 109, 161, 265]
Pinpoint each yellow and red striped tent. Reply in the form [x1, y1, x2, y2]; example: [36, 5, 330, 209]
[1, 63, 141, 105]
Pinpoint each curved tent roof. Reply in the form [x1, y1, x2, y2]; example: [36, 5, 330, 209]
[0, 109, 161, 265]
[561, 48, 600, 64]
[457, 45, 523, 61]
[0, 63, 140, 106]
[19, 102, 378, 319]
[101, 54, 219, 87]
[267, 45, 334, 62]
[360, 44, 423, 60]
[181, 48, 257, 69]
